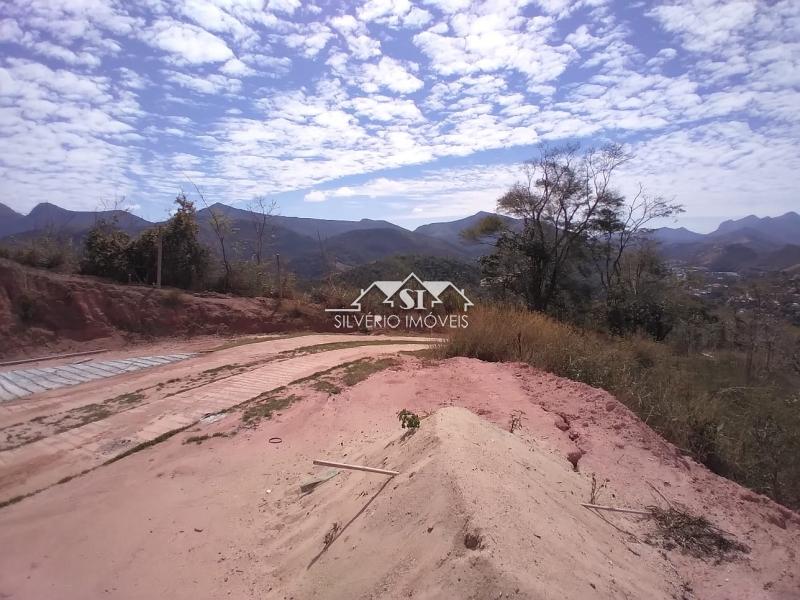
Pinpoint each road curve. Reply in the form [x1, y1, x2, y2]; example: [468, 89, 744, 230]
[0, 336, 433, 505]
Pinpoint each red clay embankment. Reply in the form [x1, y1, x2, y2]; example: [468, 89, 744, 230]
[0, 259, 332, 360]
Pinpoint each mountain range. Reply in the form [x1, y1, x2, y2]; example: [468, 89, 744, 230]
[1, 202, 798, 276]
[649, 212, 800, 272]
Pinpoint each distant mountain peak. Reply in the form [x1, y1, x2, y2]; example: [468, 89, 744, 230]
[0, 203, 23, 220]
[711, 211, 800, 245]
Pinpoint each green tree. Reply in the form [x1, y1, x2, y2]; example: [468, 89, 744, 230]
[81, 218, 132, 281]
[126, 228, 159, 284]
[160, 193, 209, 289]
[466, 143, 631, 312]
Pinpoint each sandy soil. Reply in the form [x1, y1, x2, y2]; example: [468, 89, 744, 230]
[0, 335, 432, 502]
[0, 356, 797, 600]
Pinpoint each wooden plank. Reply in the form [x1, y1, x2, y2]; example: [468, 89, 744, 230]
[581, 503, 652, 516]
[313, 459, 399, 476]
[300, 469, 340, 494]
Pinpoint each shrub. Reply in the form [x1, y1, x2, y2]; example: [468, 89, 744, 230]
[1, 237, 78, 272]
[397, 409, 420, 429]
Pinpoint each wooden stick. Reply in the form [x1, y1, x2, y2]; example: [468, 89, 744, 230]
[313, 459, 399, 476]
[581, 503, 652, 516]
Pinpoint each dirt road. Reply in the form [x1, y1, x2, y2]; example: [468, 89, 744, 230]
[0, 334, 433, 504]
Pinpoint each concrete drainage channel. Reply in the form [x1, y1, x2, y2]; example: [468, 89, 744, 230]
[0, 354, 197, 402]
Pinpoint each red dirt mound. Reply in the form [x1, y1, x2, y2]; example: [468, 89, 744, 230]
[0, 259, 331, 360]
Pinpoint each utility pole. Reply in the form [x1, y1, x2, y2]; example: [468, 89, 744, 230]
[275, 253, 282, 299]
[156, 228, 163, 288]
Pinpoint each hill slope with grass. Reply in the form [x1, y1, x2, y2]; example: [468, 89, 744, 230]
[442, 305, 800, 511]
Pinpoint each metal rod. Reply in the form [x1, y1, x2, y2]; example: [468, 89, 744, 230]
[313, 459, 399, 476]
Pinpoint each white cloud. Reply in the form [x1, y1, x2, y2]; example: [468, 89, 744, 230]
[0, 0, 796, 226]
[404, 8, 433, 28]
[241, 53, 292, 75]
[623, 121, 800, 220]
[304, 189, 326, 202]
[0, 60, 141, 212]
[413, 7, 575, 83]
[31, 41, 102, 67]
[0, 18, 26, 43]
[330, 13, 381, 59]
[422, 0, 471, 15]
[317, 163, 518, 220]
[361, 57, 424, 94]
[166, 70, 242, 94]
[283, 22, 333, 58]
[268, 0, 301, 14]
[179, 0, 253, 41]
[220, 57, 255, 76]
[348, 95, 425, 122]
[143, 18, 235, 64]
[649, 0, 757, 53]
[355, 0, 431, 28]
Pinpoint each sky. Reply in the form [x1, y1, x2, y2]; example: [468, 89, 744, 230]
[0, 0, 798, 232]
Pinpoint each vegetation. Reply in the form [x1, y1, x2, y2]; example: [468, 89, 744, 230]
[311, 380, 343, 395]
[340, 357, 400, 386]
[397, 409, 420, 429]
[81, 193, 209, 289]
[441, 305, 800, 509]
[330, 254, 481, 290]
[647, 505, 749, 561]
[183, 432, 232, 445]
[448, 142, 800, 509]
[284, 340, 421, 358]
[241, 392, 300, 425]
[466, 143, 681, 335]
[0, 233, 78, 271]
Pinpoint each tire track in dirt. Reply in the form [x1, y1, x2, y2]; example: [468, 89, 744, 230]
[0, 339, 432, 507]
[0, 334, 433, 426]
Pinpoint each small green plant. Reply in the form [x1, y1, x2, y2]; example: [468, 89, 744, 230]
[397, 409, 420, 429]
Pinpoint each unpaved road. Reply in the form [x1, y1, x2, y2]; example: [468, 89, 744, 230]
[0, 355, 796, 600]
[0, 334, 434, 504]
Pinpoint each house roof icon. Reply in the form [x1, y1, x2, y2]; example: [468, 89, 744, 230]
[325, 273, 474, 312]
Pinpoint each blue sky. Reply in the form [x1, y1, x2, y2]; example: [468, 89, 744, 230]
[0, 0, 797, 232]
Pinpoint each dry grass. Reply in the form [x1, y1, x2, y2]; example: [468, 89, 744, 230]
[311, 380, 343, 395]
[206, 333, 310, 352]
[442, 305, 800, 509]
[0, 391, 146, 452]
[340, 357, 400, 386]
[283, 339, 421, 358]
[647, 505, 749, 561]
[241, 393, 301, 425]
